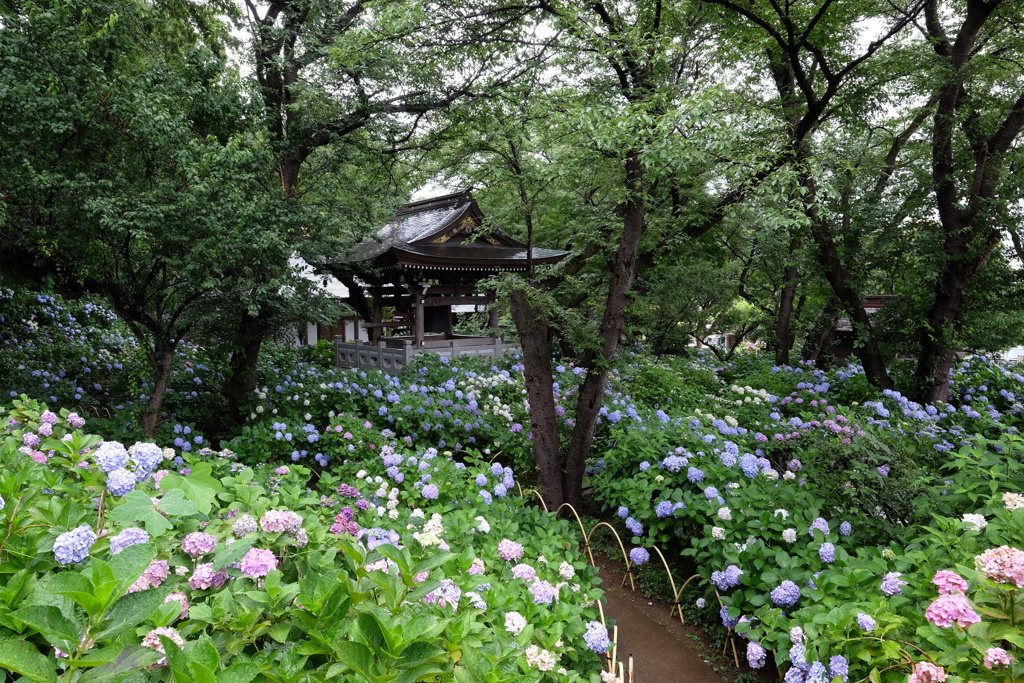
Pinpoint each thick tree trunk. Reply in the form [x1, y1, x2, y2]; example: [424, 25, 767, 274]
[141, 347, 176, 438]
[509, 290, 564, 510]
[562, 152, 648, 510]
[774, 237, 801, 365]
[224, 314, 271, 428]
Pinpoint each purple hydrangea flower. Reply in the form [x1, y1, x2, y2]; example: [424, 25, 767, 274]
[617, 506, 629, 518]
[110, 527, 149, 555]
[422, 483, 439, 499]
[655, 501, 674, 518]
[625, 517, 643, 536]
[839, 521, 852, 537]
[475, 474, 488, 487]
[129, 442, 163, 473]
[240, 548, 278, 577]
[629, 547, 650, 565]
[720, 606, 739, 628]
[54, 525, 97, 564]
[687, 466, 704, 482]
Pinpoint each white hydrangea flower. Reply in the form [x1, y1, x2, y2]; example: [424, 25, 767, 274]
[712, 527, 726, 540]
[559, 562, 575, 579]
[774, 509, 789, 520]
[962, 513, 987, 530]
[717, 507, 732, 521]
[783, 528, 797, 543]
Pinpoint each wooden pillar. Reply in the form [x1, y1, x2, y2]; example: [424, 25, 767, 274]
[488, 306, 500, 337]
[410, 285, 424, 348]
[371, 284, 383, 345]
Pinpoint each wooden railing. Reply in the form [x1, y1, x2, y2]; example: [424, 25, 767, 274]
[334, 336, 519, 370]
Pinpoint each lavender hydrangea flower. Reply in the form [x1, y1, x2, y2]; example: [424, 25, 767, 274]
[54, 525, 97, 564]
[806, 660, 828, 683]
[881, 572, 908, 596]
[629, 547, 650, 565]
[110, 527, 150, 555]
[617, 506, 629, 518]
[829, 655, 849, 682]
[422, 484, 439, 500]
[189, 563, 228, 590]
[839, 521, 852, 537]
[529, 580, 558, 604]
[856, 613, 876, 631]
[686, 466, 704, 482]
[771, 580, 801, 607]
[809, 517, 830, 538]
[625, 517, 643, 536]
[106, 468, 136, 496]
[583, 621, 611, 653]
[720, 606, 739, 628]
[712, 565, 743, 590]
[747, 642, 767, 669]
[475, 474, 488, 486]
[819, 542, 836, 563]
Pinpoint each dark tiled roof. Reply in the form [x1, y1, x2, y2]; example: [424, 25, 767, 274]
[342, 199, 470, 262]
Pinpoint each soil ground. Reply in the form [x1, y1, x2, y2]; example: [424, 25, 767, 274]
[593, 550, 741, 683]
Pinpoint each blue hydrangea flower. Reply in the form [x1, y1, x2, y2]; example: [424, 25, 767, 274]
[687, 467, 704, 483]
[422, 484, 439, 500]
[771, 580, 801, 608]
[655, 501, 674, 518]
[881, 572, 907, 596]
[54, 525, 97, 564]
[720, 606, 739, 628]
[107, 468, 136, 496]
[809, 517, 830, 538]
[625, 517, 643, 536]
[629, 547, 650, 565]
[129, 442, 163, 473]
[639, 461, 650, 471]
[617, 506, 629, 518]
[475, 474, 488, 487]
[839, 521, 852, 536]
[739, 454, 760, 478]
[478, 490, 492, 505]
[93, 441, 129, 473]
[806, 660, 828, 683]
[110, 527, 150, 555]
[583, 621, 611, 653]
[493, 484, 507, 498]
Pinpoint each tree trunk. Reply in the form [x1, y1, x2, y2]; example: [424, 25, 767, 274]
[224, 313, 271, 428]
[140, 347, 176, 438]
[562, 152, 648, 510]
[774, 236, 801, 365]
[509, 289, 563, 510]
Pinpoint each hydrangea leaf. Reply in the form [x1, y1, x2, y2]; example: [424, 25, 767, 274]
[11, 605, 81, 653]
[107, 543, 157, 597]
[108, 491, 173, 537]
[155, 489, 198, 517]
[158, 463, 221, 515]
[211, 536, 255, 572]
[0, 635, 58, 682]
[93, 588, 168, 641]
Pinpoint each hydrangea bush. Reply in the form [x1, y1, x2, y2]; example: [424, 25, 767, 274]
[0, 398, 612, 682]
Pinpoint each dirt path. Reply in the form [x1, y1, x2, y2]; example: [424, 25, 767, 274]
[596, 562, 730, 683]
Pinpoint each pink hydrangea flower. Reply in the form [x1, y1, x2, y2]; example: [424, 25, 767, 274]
[260, 509, 303, 534]
[924, 593, 981, 628]
[181, 532, 217, 558]
[497, 539, 524, 562]
[128, 560, 170, 593]
[984, 647, 1014, 669]
[163, 592, 190, 620]
[468, 558, 485, 575]
[274, 466, 290, 475]
[188, 563, 228, 590]
[141, 627, 184, 666]
[908, 662, 946, 683]
[240, 548, 278, 577]
[511, 563, 538, 581]
[975, 546, 1024, 587]
[932, 570, 968, 595]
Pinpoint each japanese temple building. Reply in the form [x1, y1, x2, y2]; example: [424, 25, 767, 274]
[321, 191, 567, 366]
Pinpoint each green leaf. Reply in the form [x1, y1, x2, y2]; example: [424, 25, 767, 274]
[155, 489, 199, 517]
[218, 663, 261, 683]
[12, 605, 82, 652]
[93, 587, 167, 641]
[158, 463, 222, 515]
[0, 637, 58, 683]
[212, 536, 255, 572]
[73, 643, 126, 668]
[332, 641, 376, 680]
[188, 634, 220, 673]
[108, 543, 157, 596]
[108, 491, 172, 537]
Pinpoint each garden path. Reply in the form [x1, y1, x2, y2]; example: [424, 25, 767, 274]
[597, 563, 728, 683]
